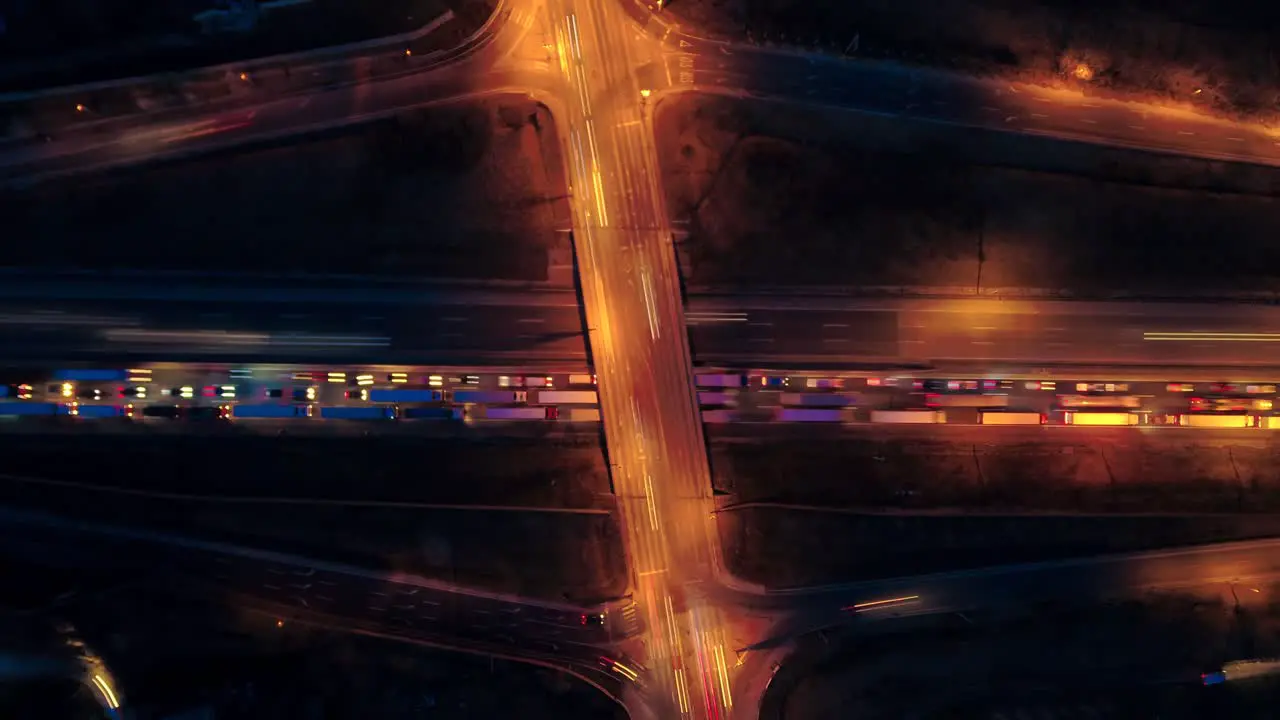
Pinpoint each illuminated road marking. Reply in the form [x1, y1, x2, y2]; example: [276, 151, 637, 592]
[843, 595, 921, 612]
[644, 473, 660, 530]
[1144, 332, 1280, 342]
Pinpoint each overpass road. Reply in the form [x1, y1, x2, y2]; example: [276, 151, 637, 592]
[8, 0, 1280, 718]
[11, 279, 1280, 371]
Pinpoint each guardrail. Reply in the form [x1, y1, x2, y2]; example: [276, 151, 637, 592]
[0, 0, 506, 139]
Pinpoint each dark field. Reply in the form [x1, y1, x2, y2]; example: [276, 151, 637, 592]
[0, 432, 611, 509]
[657, 93, 1280, 297]
[713, 426, 1280, 587]
[2, 97, 571, 283]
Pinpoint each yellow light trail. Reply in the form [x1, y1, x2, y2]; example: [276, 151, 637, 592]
[1144, 332, 1280, 342]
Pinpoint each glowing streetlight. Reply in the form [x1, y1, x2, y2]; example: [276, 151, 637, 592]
[1072, 62, 1094, 81]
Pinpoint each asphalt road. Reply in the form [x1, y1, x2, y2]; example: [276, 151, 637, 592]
[540, 0, 736, 716]
[0, 278, 586, 365]
[14, 279, 1280, 371]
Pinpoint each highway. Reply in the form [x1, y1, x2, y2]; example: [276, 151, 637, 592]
[10, 0, 1280, 717]
[13, 279, 1280, 370]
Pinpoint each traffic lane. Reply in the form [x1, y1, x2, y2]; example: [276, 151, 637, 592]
[667, 42, 1280, 166]
[1, 66, 564, 187]
[688, 302, 1280, 366]
[0, 297, 587, 360]
[689, 308, 898, 360]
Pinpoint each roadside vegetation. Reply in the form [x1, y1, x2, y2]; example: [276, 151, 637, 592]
[656, 93, 1280, 296]
[667, 0, 1280, 122]
[2, 98, 572, 283]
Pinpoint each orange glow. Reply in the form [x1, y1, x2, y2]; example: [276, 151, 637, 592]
[1072, 62, 1094, 81]
[404, 48, 412, 57]
[75, 103, 85, 113]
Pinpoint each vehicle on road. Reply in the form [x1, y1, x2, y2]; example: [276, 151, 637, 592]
[230, 404, 312, 419]
[697, 391, 738, 408]
[754, 375, 788, 389]
[695, 373, 745, 388]
[500, 375, 553, 388]
[452, 390, 528, 404]
[52, 369, 128, 382]
[774, 407, 846, 422]
[914, 379, 979, 392]
[484, 406, 555, 421]
[804, 377, 844, 390]
[266, 387, 317, 402]
[871, 409, 946, 424]
[1177, 413, 1255, 428]
[1189, 396, 1272, 413]
[561, 407, 601, 422]
[68, 404, 128, 419]
[535, 390, 598, 405]
[320, 405, 396, 420]
[0, 402, 65, 417]
[701, 409, 736, 423]
[1075, 382, 1130, 393]
[367, 388, 444, 403]
[978, 410, 1045, 425]
[75, 387, 109, 401]
[779, 392, 854, 408]
[1058, 394, 1141, 409]
[400, 406, 464, 421]
[569, 373, 597, 386]
[118, 385, 149, 399]
[1062, 411, 1141, 426]
[0, 384, 34, 399]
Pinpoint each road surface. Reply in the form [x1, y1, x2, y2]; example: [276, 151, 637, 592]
[11, 278, 1280, 371]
